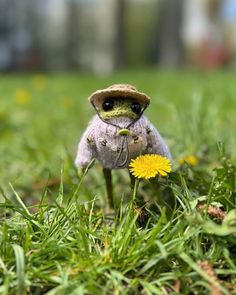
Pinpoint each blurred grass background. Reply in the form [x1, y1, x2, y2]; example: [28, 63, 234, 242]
[0, 70, 235, 205]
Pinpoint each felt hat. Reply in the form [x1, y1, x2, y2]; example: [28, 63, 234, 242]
[89, 84, 150, 108]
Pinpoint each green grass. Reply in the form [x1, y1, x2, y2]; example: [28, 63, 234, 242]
[0, 70, 236, 294]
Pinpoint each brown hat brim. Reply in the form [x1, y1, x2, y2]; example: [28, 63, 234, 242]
[89, 88, 150, 108]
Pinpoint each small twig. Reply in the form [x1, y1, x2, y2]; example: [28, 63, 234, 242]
[197, 203, 226, 221]
[198, 260, 223, 295]
[32, 177, 61, 190]
[172, 280, 180, 293]
[197, 203, 236, 237]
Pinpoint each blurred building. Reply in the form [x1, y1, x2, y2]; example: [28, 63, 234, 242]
[0, 0, 236, 73]
[181, 0, 229, 69]
[219, 0, 236, 67]
[0, 0, 36, 70]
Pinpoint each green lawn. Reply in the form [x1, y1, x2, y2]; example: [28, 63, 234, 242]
[0, 70, 235, 294]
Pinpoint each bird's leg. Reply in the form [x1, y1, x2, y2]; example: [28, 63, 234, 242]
[103, 168, 114, 212]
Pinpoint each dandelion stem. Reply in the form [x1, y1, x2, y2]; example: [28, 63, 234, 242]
[132, 178, 139, 204]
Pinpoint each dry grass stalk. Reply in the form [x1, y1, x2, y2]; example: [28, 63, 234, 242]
[198, 260, 223, 295]
[197, 203, 226, 221]
[172, 280, 180, 292]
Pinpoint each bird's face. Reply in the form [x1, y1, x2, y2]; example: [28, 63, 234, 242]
[98, 97, 144, 121]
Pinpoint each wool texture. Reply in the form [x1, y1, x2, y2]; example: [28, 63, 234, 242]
[75, 115, 171, 170]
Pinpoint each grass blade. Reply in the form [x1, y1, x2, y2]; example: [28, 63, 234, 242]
[9, 183, 32, 217]
[12, 244, 26, 295]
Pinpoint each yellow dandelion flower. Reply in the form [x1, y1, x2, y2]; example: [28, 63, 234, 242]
[103, 239, 109, 249]
[60, 96, 73, 108]
[32, 75, 46, 90]
[15, 89, 31, 105]
[179, 155, 198, 166]
[129, 154, 171, 180]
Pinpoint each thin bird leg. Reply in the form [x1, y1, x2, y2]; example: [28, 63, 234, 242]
[103, 168, 114, 210]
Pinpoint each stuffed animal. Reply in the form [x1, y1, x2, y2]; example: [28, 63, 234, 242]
[75, 84, 171, 209]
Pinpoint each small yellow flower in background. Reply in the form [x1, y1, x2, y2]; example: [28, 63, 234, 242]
[60, 96, 74, 108]
[129, 154, 171, 180]
[179, 155, 198, 166]
[32, 75, 46, 90]
[103, 239, 109, 249]
[15, 89, 31, 105]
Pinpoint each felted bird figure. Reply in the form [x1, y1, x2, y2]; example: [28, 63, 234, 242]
[75, 84, 171, 210]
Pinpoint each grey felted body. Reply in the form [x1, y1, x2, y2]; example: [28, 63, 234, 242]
[75, 115, 171, 170]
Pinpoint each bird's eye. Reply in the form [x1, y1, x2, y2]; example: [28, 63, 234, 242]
[131, 102, 141, 114]
[102, 99, 114, 111]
